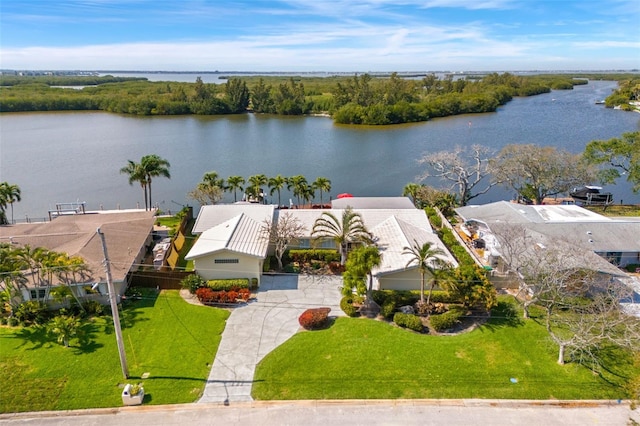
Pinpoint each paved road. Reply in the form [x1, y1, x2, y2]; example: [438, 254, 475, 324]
[199, 274, 344, 403]
[2, 400, 638, 425]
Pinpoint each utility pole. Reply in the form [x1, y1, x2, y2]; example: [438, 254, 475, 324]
[97, 227, 129, 379]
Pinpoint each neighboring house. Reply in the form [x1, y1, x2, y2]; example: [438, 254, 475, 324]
[454, 201, 640, 309]
[188, 198, 456, 291]
[455, 201, 640, 269]
[0, 210, 156, 305]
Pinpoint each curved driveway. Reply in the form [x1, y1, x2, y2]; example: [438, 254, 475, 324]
[198, 274, 344, 404]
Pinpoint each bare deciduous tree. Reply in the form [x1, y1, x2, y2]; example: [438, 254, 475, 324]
[493, 227, 640, 367]
[417, 144, 498, 206]
[261, 212, 306, 271]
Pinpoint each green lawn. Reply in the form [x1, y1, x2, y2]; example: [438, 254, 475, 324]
[0, 290, 228, 413]
[253, 298, 636, 400]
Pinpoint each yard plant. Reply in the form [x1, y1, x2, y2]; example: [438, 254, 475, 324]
[0, 289, 228, 413]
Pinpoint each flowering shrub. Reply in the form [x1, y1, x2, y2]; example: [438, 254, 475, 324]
[298, 307, 331, 330]
[195, 287, 250, 304]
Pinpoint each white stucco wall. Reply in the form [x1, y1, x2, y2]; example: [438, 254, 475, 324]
[193, 250, 263, 284]
[376, 269, 436, 292]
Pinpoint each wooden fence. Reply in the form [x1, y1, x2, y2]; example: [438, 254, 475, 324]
[127, 269, 193, 290]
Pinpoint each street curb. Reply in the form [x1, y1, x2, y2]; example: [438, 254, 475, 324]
[1, 399, 633, 420]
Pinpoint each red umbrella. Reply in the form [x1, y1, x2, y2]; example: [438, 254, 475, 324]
[337, 193, 353, 199]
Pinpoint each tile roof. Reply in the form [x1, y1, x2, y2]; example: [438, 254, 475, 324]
[372, 216, 458, 276]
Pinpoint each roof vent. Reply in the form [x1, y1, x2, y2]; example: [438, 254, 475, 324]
[588, 239, 594, 243]
[586, 231, 592, 235]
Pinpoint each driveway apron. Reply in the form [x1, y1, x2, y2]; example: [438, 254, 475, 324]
[198, 274, 344, 403]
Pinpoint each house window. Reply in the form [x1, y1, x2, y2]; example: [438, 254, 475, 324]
[29, 288, 46, 300]
[604, 252, 622, 265]
[296, 239, 311, 248]
[214, 259, 239, 264]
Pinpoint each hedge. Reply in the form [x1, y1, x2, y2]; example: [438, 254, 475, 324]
[195, 287, 251, 304]
[340, 296, 359, 317]
[429, 309, 464, 332]
[207, 278, 250, 291]
[299, 307, 331, 330]
[288, 249, 340, 264]
[393, 312, 423, 332]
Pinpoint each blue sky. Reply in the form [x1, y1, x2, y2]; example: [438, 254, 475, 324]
[1, 0, 639, 71]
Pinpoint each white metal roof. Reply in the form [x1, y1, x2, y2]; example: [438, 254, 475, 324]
[331, 197, 415, 210]
[186, 213, 269, 260]
[192, 204, 275, 234]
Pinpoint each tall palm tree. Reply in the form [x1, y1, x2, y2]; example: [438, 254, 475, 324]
[288, 175, 308, 207]
[226, 175, 245, 202]
[141, 154, 171, 210]
[312, 177, 331, 208]
[120, 160, 148, 210]
[247, 174, 267, 202]
[268, 175, 286, 207]
[311, 207, 372, 265]
[402, 240, 450, 306]
[0, 182, 21, 224]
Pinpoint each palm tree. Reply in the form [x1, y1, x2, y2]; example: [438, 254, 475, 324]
[0, 182, 21, 224]
[120, 160, 148, 210]
[202, 171, 225, 189]
[344, 245, 382, 317]
[140, 154, 171, 210]
[311, 206, 372, 265]
[226, 175, 245, 202]
[247, 174, 268, 202]
[402, 182, 422, 207]
[312, 177, 331, 208]
[287, 175, 308, 207]
[268, 175, 286, 207]
[402, 240, 451, 307]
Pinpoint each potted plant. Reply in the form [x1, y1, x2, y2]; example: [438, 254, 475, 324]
[121, 383, 144, 406]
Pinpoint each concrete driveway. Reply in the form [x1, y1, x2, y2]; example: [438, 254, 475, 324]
[198, 274, 344, 404]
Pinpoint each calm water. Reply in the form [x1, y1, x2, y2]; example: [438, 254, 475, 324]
[1, 80, 639, 220]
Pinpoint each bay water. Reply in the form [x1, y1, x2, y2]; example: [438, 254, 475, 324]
[1, 79, 639, 221]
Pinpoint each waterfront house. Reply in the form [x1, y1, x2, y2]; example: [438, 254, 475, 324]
[187, 198, 456, 291]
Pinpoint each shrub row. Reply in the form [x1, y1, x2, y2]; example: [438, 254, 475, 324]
[340, 296, 359, 317]
[298, 307, 331, 330]
[439, 227, 475, 265]
[195, 287, 250, 304]
[288, 249, 340, 264]
[207, 278, 250, 291]
[429, 308, 465, 332]
[393, 312, 423, 332]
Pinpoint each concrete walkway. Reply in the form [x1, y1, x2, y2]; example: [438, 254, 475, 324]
[198, 274, 344, 404]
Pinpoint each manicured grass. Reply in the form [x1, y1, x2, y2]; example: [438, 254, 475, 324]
[253, 297, 636, 400]
[0, 290, 228, 413]
[584, 204, 640, 217]
[155, 216, 182, 235]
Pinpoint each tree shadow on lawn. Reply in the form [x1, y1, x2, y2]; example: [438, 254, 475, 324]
[103, 290, 158, 332]
[477, 300, 524, 332]
[13, 324, 53, 350]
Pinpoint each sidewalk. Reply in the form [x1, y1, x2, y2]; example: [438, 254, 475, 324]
[198, 274, 344, 403]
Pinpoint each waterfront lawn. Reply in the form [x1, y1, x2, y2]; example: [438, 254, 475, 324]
[0, 290, 228, 413]
[253, 297, 636, 400]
